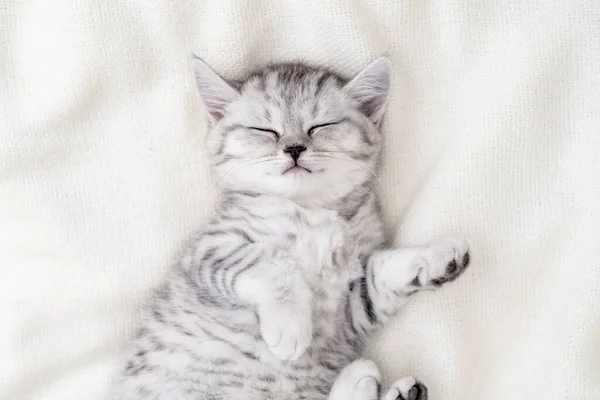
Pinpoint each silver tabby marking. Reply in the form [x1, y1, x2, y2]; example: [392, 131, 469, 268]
[118, 57, 470, 400]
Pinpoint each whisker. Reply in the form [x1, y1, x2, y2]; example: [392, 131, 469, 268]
[311, 150, 353, 154]
[313, 153, 383, 196]
[212, 151, 383, 197]
[215, 157, 279, 184]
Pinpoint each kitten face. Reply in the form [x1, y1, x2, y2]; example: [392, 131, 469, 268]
[193, 58, 391, 206]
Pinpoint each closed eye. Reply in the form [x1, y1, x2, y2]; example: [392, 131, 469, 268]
[247, 127, 280, 139]
[307, 121, 341, 137]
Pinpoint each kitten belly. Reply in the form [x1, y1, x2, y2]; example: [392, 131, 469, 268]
[189, 275, 358, 399]
[122, 303, 354, 400]
[208, 300, 359, 400]
[215, 255, 361, 398]
[122, 242, 363, 399]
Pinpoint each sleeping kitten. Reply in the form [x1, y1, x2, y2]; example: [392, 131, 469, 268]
[118, 56, 470, 400]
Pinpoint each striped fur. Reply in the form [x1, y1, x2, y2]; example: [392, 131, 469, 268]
[118, 58, 470, 400]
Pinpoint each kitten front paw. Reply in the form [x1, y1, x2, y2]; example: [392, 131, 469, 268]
[259, 304, 313, 361]
[415, 237, 470, 288]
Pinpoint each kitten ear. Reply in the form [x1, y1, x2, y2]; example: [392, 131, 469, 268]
[192, 56, 239, 122]
[345, 57, 392, 124]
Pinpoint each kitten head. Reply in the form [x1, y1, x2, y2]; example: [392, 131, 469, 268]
[192, 57, 391, 206]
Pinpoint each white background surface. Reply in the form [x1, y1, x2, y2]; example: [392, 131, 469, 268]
[1, 1, 599, 399]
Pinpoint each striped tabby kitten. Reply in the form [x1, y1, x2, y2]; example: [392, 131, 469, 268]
[119, 57, 470, 400]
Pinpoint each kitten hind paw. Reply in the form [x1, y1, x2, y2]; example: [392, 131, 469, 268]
[328, 359, 381, 400]
[383, 377, 428, 400]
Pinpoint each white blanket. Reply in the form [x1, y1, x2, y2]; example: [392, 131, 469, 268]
[2, 1, 599, 399]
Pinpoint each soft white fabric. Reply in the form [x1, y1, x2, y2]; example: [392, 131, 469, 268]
[1, 1, 599, 399]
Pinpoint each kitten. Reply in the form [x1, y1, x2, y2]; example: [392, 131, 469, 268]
[117, 56, 470, 400]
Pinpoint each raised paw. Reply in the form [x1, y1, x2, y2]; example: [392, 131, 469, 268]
[328, 359, 381, 400]
[415, 237, 470, 288]
[259, 304, 312, 361]
[382, 377, 427, 400]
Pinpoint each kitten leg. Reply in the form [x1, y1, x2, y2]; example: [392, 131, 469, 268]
[328, 359, 381, 400]
[234, 252, 313, 361]
[190, 239, 313, 360]
[347, 237, 470, 335]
